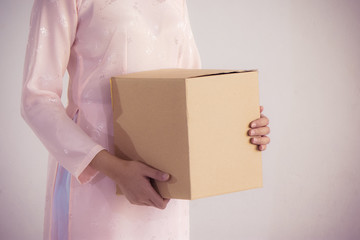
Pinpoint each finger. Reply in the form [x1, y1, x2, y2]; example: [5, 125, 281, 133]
[250, 115, 269, 128]
[142, 179, 168, 209]
[164, 198, 170, 205]
[149, 190, 169, 209]
[127, 195, 151, 207]
[140, 200, 152, 206]
[144, 166, 170, 182]
[135, 180, 167, 209]
[148, 199, 161, 209]
[260, 106, 264, 113]
[248, 126, 270, 136]
[161, 199, 170, 209]
[250, 136, 270, 145]
[258, 145, 267, 151]
[153, 198, 169, 210]
[260, 113, 267, 118]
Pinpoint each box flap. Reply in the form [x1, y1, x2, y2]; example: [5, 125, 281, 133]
[112, 68, 257, 80]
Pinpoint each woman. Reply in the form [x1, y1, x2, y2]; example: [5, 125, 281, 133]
[21, 0, 270, 239]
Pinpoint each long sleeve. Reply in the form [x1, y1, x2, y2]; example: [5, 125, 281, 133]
[21, 0, 104, 184]
[178, 1, 202, 69]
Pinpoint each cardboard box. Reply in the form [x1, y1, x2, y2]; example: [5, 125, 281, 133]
[111, 69, 262, 200]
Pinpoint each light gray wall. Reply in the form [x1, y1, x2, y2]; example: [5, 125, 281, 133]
[188, 1, 360, 239]
[1, 0, 359, 239]
[1, 1, 48, 239]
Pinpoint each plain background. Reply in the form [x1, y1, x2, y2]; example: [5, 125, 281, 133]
[1, 0, 360, 239]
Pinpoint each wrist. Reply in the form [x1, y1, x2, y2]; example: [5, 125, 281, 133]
[90, 150, 126, 180]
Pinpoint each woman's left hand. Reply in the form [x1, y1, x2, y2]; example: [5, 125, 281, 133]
[248, 106, 270, 151]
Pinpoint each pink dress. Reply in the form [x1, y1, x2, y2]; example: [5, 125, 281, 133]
[21, 0, 201, 239]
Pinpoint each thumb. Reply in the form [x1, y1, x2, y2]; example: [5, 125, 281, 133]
[145, 166, 170, 182]
[260, 105, 264, 113]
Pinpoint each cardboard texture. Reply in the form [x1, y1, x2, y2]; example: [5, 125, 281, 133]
[111, 69, 262, 200]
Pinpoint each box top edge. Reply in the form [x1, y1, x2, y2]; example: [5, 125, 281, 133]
[112, 68, 258, 80]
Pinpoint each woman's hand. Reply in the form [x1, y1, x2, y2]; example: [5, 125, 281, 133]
[90, 150, 170, 209]
[248, 106, 270, 151]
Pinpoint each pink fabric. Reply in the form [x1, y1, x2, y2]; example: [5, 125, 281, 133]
[21, 0, 201, 239]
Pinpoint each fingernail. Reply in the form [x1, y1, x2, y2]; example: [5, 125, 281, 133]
[251, 138, 257, 143]
[250, 130, 255, 136]
[162, 173, 169, 180]
[251, 123, 256, 128]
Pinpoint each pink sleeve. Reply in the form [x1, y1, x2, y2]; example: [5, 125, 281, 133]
[21, 0, 104, 184]
[178, 1, 202, 69]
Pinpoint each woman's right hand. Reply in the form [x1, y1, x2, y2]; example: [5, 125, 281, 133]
[90, 150, 170, 209]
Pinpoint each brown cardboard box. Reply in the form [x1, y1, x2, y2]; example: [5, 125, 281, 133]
[110, 69, 262, 200]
